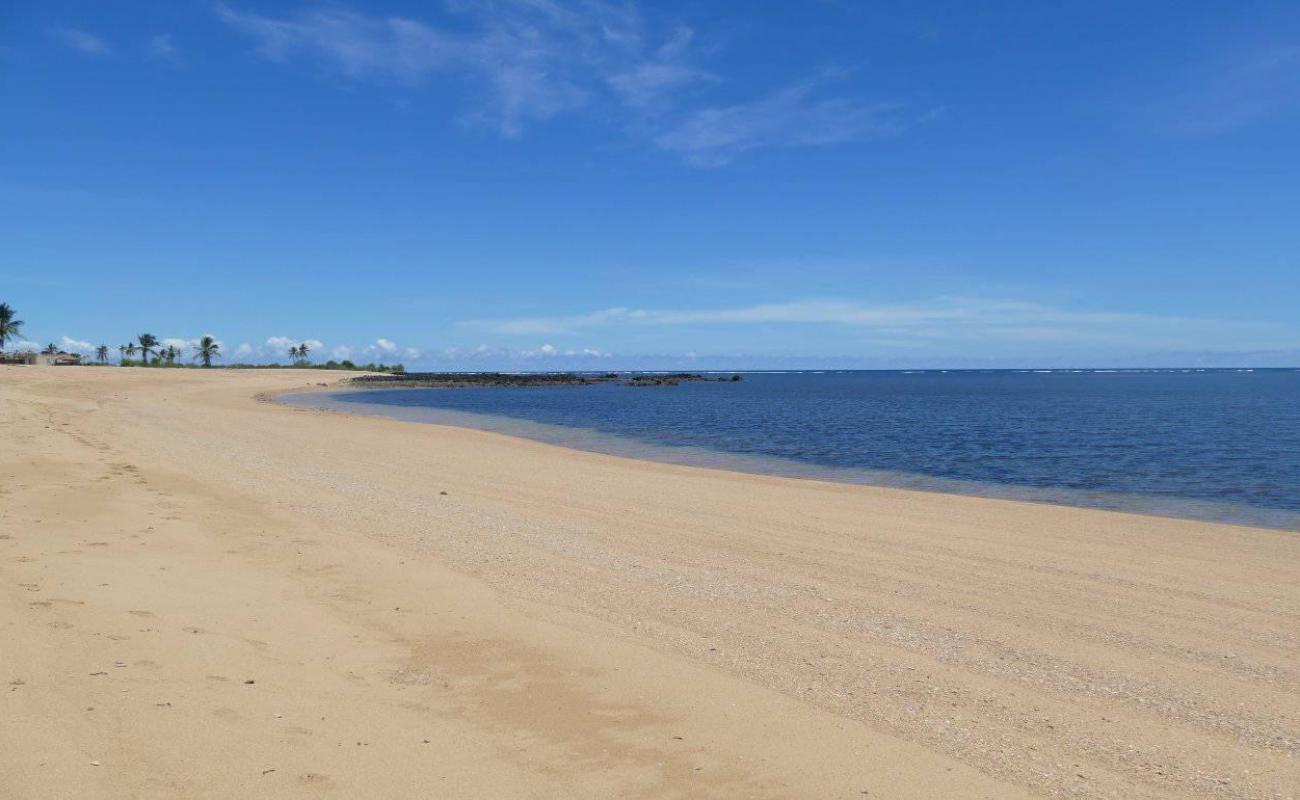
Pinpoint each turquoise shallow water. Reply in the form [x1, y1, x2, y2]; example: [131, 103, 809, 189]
[281, 369, 1300, 531]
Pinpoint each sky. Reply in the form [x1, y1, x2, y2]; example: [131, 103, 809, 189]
[2, 0, 1299, 369]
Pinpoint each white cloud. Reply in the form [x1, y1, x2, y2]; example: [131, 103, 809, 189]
[460, 296, 1291, 351]
[58, 336, 95, 354]
[264, 336, 322, 355]
[148, 33, 180, 62]
[607, 27, 708, 113]
[358, 338, 400, 361]
[214, 3, 907, 165]
[157, 335, 225, 354]
[235, 343, 254, 357]
[331, 345, 354, 359]
[422, 343, 612, 365]
[656, 81, 902, 166]
[1159, 44, 1300, 136]
[216, 1, 706, 137]
[48, 27, 112, 56]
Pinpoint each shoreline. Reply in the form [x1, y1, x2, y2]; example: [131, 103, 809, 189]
[4, 367, 1298, 799]
[278, 385, 1300, 533]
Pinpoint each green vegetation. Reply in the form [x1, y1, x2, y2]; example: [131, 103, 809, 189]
[1, 303, 402, 372]
[194, 336, 221, 367]
[0, 303, 23, 350]
[136, 333, 159, 365]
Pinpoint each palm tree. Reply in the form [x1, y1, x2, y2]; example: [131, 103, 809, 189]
[136, 334, 159, 366]
[96, 345, 109, 364]
[296, 342, 310, 364]
[43, 342, 59, 354]
[193, 335, 221, 367]
[124, 343, 137, 364]
[0, 303, 23, 351]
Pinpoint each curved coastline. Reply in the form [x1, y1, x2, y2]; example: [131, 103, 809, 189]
[277, 386, 1300, 532]
[7, 367, 1300, 800]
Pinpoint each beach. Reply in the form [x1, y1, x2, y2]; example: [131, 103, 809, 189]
[2, 367, 1297, 799]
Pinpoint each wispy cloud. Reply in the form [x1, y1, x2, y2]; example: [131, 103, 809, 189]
[148, 33, 180, 62]
[216, 1, 707, 137]
[607, 27, 710, 113]
[1148, 42, 1300, 135]
[215, 2, 885, 162]
[59, 336, 95, 354]
[460, 297, 1290, 350]
[655, 80, 902, 166]
[159, 335, 225, 356]
[264, 335, 324, 356]
[48, 27, 112, 57]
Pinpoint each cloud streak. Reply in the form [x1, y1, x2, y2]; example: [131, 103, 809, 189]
[48, 27, 112, 56]
[1146, 42, 1300, 135]
[656, 82, 902, 166]
[215, 2, 886, 162]
[148, 33, 180, 62]
[217, 0, 707, 137]
[460, 297, 1290, 351]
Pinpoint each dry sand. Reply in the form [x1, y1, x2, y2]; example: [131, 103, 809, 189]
[1, 367, 1297, 799]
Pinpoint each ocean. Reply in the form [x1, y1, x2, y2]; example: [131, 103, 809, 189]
[282, 369, 1300, 530]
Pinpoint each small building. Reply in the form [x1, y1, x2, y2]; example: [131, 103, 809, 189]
[0, 351, 82, 366]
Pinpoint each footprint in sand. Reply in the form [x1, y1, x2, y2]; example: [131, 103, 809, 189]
[128, 610, 155, 618]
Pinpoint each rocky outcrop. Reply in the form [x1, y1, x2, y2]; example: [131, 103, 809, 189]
[347, 372, 742, 389]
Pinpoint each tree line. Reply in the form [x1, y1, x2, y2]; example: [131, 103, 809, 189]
[1, 303, 401, 371]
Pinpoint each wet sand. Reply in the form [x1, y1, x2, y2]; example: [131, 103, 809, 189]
[2, 367, 1296, 799]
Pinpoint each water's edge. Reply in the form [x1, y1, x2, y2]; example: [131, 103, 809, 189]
[277, 388, 1300, 532]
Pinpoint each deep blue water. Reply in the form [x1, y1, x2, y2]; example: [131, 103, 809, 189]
[283, 370, 1300, 530]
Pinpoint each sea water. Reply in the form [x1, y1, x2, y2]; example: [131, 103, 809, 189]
[281, 369, 1300, 530]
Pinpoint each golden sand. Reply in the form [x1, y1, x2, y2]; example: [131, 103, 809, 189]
[2, 367, 1296, 799]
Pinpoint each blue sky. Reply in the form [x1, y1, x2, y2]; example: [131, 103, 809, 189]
[3, 1, 1299, 368]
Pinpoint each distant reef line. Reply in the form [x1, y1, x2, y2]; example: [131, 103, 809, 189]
[347, 372, 743, 389]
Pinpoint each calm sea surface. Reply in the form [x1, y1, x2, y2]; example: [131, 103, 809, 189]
[282, 369, 1300, 530]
